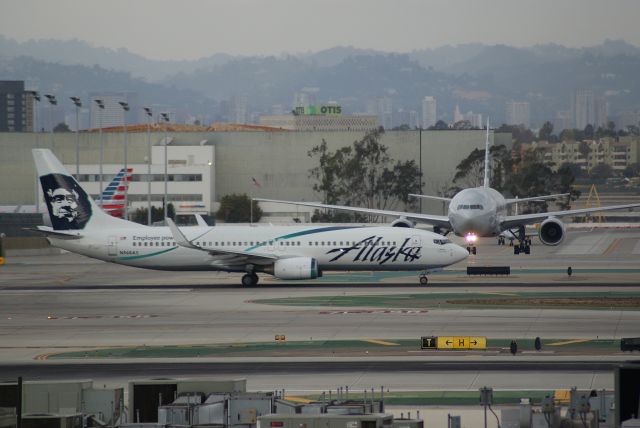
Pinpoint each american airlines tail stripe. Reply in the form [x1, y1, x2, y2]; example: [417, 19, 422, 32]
[245, 226, 361, 252]
[118, 246, 178, 260]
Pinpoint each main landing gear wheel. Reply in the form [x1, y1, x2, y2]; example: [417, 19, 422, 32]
[241, 274, 259, 287]
[419, 275, 429, 285]
[466, 246, 477, 255]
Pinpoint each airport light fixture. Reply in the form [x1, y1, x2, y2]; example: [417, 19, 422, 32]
[94, 99, 105, 206]
[70, 97, 82, 177]
[30, 91, 41, 213]
[119, 102, 130, 219]
[44, 94, 57, 146]
[143, 107, 153, 225]
[160, 112, 170, 223]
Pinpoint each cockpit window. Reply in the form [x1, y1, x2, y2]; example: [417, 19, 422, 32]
[457, 204, 483, 210]
[433, 238, 450, 245]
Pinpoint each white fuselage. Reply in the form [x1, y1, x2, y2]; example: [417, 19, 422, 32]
[448, 187, 507, 237]
[50, 225, 468, 273]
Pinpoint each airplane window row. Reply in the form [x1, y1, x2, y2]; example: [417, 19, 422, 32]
[457, 204, 484, 210]
[133, 241, 175, 247]
[131, 240, 400, 248]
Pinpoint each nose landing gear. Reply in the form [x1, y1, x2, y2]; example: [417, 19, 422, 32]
[466, 246, 477, 255]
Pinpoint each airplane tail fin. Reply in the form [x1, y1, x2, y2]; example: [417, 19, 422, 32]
[483, 117, 491, 188]
[98, 167, 133, 218]
[33, 149, 136, 231]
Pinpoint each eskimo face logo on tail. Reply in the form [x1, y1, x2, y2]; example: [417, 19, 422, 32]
[40, 173, 92, 230]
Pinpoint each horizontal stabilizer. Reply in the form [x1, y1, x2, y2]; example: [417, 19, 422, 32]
[505, 193, 569, 204]
[26, 226, 83, 240]
[408, 193, 452, 202]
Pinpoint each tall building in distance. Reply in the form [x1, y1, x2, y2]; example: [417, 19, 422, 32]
[572, 89, 608, 130]
[367, 97, 393, 130]
[422, 96, 437, 128]
[89, 92, 139, 129]
[505, 101, 531, 128]
[0, 80, 34, 132]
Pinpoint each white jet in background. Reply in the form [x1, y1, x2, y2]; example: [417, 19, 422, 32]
[256, 120, 640, 255]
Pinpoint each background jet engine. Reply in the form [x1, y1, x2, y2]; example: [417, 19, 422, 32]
[538, 217, 565, 245]
[390, 217, 415, 228]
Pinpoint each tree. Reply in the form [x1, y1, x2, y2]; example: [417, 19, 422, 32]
[308, 128, 422, 222]
[623, 163, 640, 178]
[429, 120, 449, 130]
[584, 124, 595, 140]
[53, 122, 71, 132]
[578, 140, 592, 160]
[452, 144, 511, 191]
[131, 203, 175, 225]
[538, 121, 554, 141]
[216, 193, 262, 223]
[589, 163, 614, 180]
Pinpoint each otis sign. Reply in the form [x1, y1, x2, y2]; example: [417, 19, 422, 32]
[294, 105, 342, 116]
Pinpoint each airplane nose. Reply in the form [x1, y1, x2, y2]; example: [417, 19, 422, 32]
[452, 244, 469, 263]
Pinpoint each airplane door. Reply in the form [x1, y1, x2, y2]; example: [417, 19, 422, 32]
[108, 235, 118, 256]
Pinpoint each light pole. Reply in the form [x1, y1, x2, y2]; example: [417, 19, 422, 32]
[119, 101, 130, 220]
[418, 126, 422, 213]
[44, 94, 57, 147]
[160, 112, 170, 223]
[143, 107, 153, 225]
[70, 97, 82, 177]
[94, 99, 105, 206]
[31, 91, 41, 213]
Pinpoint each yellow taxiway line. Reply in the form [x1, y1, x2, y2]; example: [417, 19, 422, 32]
[546, 339, 592, 346]
[365, 339, 400, 346]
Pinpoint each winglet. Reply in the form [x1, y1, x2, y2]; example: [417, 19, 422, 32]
[483, 117, 491, 188]
[194, 214, 209, 227]
[166, 218, 200, 250]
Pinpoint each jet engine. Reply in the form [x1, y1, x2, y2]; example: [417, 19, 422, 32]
[265, 257, 320, 280]
[538, 217, 565, 245]
[390, 217, 415, 228]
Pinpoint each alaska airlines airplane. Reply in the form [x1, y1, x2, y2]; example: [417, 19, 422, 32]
[256, 121, 640, 255]
[33, 149, 467, 286]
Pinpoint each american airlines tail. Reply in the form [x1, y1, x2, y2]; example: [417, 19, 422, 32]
[33, 149, 137, 232]
[483, 117, 491, 188]
[98, 167, 132, 218]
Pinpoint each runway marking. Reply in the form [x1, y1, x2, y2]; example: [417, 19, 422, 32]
[365, 339, 400, 346]
[547, 339, 592, 346]
[602, 238, 622, 256]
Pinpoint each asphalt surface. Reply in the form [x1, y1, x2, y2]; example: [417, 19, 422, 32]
[1, 229, 640, 392]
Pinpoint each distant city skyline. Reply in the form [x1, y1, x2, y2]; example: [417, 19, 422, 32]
[1, 0, 639, 61]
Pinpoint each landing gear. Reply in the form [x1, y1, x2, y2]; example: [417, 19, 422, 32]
[466, 246, 477, 255]
[419, 274, 429, 285]
[241, 273, 259, 287]
[507, 226, 532, 255]
[497, 236, 506, 245]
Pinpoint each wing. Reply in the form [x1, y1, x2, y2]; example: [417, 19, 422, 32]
[505, 193, 569, 204]
[500, 202, 640, 230]
[25, 226, 83, 240]
[408, 193, 453, 202]
[166, 218, 277, 267]
[253, 198, 451, 229]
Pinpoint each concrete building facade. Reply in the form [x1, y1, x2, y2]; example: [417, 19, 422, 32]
[0, 80, 34, 132]
[0, 129, 508, 218]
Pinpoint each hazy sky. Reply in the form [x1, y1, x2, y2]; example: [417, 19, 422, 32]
[1, 0, 639, 60]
